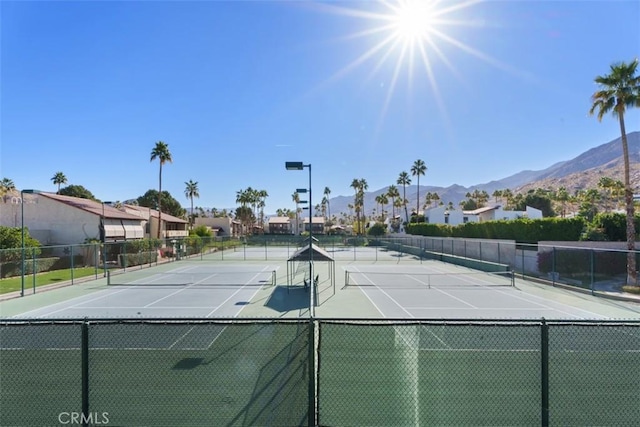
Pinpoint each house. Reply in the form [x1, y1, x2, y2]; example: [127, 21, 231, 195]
[194, 217, 242, 237]
[267, 216, 292, 234]
[303, 217, 325, 235]
[0, 192, 145, 245]
[424, 205, 543, 226]
[122, 204, 188, 240]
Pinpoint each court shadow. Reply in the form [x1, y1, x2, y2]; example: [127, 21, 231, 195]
[265, 285, 310, 312]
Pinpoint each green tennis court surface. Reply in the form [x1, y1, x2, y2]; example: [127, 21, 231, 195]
[0, 320, 309, 427]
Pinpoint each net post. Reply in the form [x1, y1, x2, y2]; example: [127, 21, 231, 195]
[511, 270, 515, 287]
[345, 270, 349, 287]
[106, 270, 111, 286]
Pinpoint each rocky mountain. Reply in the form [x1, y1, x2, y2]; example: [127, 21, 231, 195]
[329, 131, 640, 217]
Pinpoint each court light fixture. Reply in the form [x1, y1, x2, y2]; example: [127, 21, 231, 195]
[296, 188, 307, 193]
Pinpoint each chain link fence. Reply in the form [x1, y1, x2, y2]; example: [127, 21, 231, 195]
[1, 318, 639, 426]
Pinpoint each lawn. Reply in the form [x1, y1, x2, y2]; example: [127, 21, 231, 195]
[0, 267, 100, 294]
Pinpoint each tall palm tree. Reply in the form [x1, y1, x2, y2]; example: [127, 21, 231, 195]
[51, 172, 67, 194]
[397, 171, 411, 224]
[150, 141, 173, 239]
[358, 178, 369, 224]
[589, 58, 640, 285]
[258, 189, 268, 232]
[292, 192, 301, 234]
[411, 159, 427, 216]
[323, 187, 331, 221]
[350, 179, 361, 235]
[184, 180, 199, 230]
[387, 185, 399, 219]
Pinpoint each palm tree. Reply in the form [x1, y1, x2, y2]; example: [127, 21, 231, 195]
[258, 189, 268, 232]
[51, 172, 67, 194]
[184, 180, 199, 230]
[411, 159, 427, 216]
[358, 178, 369, 224]
[150, 141, 173, 239]
[589, 58, 640, 285]
[292, 192, 301, 234]
[0, 178, 16, 197]
[387, 185, 399, 219]
[323, 187, 331, 221]
[397, 171, 411, 224]
[350, 179, 361, 234]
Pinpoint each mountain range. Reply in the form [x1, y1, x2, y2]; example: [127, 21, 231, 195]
[327, 131, 640, 217]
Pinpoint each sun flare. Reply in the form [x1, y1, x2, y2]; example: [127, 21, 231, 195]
[391, 1, 437, 43]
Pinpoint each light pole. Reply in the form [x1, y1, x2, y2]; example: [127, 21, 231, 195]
[286, 160, 314, 426]
[286, 162, 314, 311]
[20, 189, 38, 297]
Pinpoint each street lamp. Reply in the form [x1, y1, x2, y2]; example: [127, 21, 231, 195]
[20, 189, 39, 297]
[286, 160, 314, 426]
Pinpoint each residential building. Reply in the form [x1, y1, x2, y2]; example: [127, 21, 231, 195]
[303, 217, 325, 235]
[424, 205, 543, 226]
[267, 216, 292, 234]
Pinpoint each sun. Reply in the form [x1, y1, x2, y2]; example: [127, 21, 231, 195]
[391, 1, 437, 43]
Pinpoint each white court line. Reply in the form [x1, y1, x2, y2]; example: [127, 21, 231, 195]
[16, 287, 133, 318]
[143, 272, 224, 308]
[169, 266, 276, 350]
[407, 276, 478, 308]
[422, 264, 606, 319]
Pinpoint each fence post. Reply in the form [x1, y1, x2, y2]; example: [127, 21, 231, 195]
[541, 318, 549, 427]
[31, 247, 36, 294]
[552, 247, 556, 286]
[308, 319, 317, 427]
[71, 245, 75, 285]
[81, 319, 90, 427]
[590, 249, 595, 295]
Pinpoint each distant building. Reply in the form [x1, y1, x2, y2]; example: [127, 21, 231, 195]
[267, 216, 292, 234]
[424, 205, 542, 226]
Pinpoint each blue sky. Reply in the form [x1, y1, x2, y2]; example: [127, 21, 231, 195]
[2, 0, 639, 214]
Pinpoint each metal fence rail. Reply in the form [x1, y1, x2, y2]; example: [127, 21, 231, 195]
[1, 318, 639, 426]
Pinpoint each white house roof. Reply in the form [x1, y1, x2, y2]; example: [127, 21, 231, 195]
[303, 217, 325, 224]
[463, 205, 500, 215]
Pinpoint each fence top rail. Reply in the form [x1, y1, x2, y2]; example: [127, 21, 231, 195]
[2, 317, 639, 326]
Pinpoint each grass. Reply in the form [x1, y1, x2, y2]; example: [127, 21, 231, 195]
[0, 267, 100, 294]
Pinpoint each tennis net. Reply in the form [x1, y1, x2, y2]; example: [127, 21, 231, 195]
[344, 269, 514, 289]
[107, 269, 276, 288]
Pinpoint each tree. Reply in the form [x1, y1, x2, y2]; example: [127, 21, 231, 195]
[358, 178, 369, 224]
[137, 190, 185, 218]
[51, 172, 67, 194]
[0, 178, 16, 197]
[292, 192, 301, 234]
[386, 185, 399, 219]
[150, 141, 173, 239]
[589, 58, 640, 285]
[350, 179, 361, 235]
[323, 187, 331, 220]
[258, 189, 268, 231]
[397, 171, 411, 224]
[59, 185, 97, 200]
[184, 180, 199, 230]
[411, 159, 427, 216]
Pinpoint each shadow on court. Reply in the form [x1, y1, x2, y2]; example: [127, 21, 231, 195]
[265, 285, 310, 312]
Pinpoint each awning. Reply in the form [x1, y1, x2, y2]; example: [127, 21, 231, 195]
[104, 225, 125, 239]
[123, 223, 145, 239]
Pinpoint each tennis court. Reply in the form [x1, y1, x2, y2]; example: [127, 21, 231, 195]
[2, 247, 640, 426]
